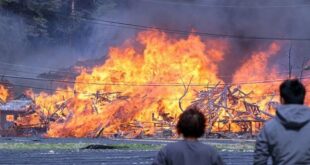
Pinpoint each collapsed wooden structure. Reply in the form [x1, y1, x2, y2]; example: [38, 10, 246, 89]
[0, 83, 276, 138]
[0, 97, 47, 137]
[86, 85, 276, 138]
[192, 85, 275, 138]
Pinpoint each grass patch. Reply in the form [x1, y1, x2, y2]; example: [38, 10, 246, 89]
[0, 142, 162, 150]
[0, 141, 254, 152]
[207, 142, 254, 152]
[0, 143, 87, 150]
[115, 143, 162, 150]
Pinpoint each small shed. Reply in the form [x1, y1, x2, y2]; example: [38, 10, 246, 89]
[0, 99, 35, 130]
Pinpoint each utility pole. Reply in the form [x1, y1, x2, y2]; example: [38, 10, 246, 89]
[71, 0, 75, 15]
[69, 0, 75, 49]
[288, 41, 292, 79]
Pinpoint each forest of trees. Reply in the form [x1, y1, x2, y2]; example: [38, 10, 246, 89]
[0, 0, 123, 60]
[0, 0, 120, 44]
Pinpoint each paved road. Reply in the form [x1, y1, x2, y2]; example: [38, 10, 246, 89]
[0, 138, 256, 165]
[0, 149, 254, 165]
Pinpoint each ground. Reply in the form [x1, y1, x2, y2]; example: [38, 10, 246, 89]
[0, 138, 256, 165]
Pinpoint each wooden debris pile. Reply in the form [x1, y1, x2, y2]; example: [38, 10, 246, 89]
[192, 84, 276, 137]
[0, 96, 47, 137]
[79, 86, 276, 139]
[1, 85, 277, 138]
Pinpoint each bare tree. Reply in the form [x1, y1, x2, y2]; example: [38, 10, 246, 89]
[179, 76, 193, 112]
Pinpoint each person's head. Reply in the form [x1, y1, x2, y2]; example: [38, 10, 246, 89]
[280, 79, 306, 105]
[176, 106, 206, 139]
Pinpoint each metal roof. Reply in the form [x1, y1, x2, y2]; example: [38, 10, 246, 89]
[0, 99, 34, 113]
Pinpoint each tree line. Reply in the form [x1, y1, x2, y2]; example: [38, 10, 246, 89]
[0, 0, 119, 47]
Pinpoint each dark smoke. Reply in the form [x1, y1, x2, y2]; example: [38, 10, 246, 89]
[90, 0, 310, 81]
[0, 0, 310, 92]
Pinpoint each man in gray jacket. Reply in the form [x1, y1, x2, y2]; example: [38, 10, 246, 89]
[254, 79, 310, 165]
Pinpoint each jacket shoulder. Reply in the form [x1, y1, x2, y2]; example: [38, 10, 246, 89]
[263, 118, 279, 131]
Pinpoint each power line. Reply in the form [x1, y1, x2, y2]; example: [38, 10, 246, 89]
[36, 11, 309, 41]
[0, 67, 44, 76]
[2, 82, 72, 93]
[0, 61, 81, 75]
[1, 81, 282, 101]
[53, 12, 310, 41]
[0, 60, 307, 80]
[139, 0, 310, 8]
[0, 61, 59, 72]
[1, 73, 310, 87]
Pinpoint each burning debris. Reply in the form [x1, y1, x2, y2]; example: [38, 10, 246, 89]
[0, 83, 49, 137]
[1, 30, 307, 138]
[192, 85, 275, 138]
[0, 96, 47, 137]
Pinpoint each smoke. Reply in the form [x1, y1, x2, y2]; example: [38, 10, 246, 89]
[89, 0, 310, 81]
[0, 11, 83, 72]
[0, 9, 88, 93]
[1, 0, 310, 92]
[0, 12, 27, 63]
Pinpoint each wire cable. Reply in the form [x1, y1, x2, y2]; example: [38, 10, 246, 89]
[52, 12, 310, 41]
[0, 61, 82, 75]
[1, 73, 310, 87]
[0, 60, 307, 80]
[1, 81, 283, 101]
[139, 0, 310, 8]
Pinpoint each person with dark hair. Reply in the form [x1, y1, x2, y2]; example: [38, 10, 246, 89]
[254, 79, 310, 165]
[152, 106, 224, 165]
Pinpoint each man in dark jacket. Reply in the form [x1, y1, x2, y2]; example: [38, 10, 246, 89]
[254, 79, 310, 165]
[152, 106, 224, 165]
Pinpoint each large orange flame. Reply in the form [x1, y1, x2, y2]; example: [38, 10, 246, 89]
[233, 43, 282, 110]
[23, 30, 310, 137]
[32, 30, 228, 137]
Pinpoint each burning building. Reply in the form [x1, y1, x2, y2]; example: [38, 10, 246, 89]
[0, 84, 47, 137]
[0, 99, 33, 135]
[19, 30, 292, 138]
[1, 0, 310, 139]
[1, 30, 309, 138]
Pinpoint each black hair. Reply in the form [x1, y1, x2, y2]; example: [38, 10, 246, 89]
[176, 106, 206, 138]
[280, 79, 306, 104]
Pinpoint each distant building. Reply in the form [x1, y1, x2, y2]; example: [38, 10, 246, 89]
[0, 98, 35, 136]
